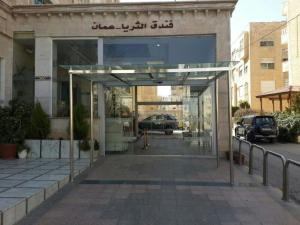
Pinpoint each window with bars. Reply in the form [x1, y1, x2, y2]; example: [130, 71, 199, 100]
[260, 40, 274, 47]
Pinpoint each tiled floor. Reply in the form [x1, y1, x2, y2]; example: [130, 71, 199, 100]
[16, 156, 300, 225]
[0, 158, 90, 225]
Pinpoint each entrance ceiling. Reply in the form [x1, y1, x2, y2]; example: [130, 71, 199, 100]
[60, 62, 234, 87]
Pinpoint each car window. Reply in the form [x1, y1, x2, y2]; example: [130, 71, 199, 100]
[144, 116, 152, 121]
[255, 117, 275, 126]
[151, 115, 157, 121]
[167, 115, 176, 120]
[156, 115, 164, 120]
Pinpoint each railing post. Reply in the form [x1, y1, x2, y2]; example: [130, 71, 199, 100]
[249, 144, 254, 175]
[283, 162, 289, 201]
[263, 151, 268, 186]
[238, 139, 242, 166]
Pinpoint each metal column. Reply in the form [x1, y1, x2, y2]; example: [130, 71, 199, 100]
[228, 69, 234, 186]
[134, 86, 138, 137]
[90, 81, 94, 167]
[69, 73, 74, 182]
[214, 79, 219, 167]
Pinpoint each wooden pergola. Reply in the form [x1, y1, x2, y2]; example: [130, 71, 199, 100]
[256, 85, 300, 112]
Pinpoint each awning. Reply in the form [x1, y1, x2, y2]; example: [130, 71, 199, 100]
[60, 62, 236, 86]
[256, 85, 300, 100]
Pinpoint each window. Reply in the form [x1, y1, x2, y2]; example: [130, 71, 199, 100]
[244, 83, 249, 101]
[260, 40, 274, 47]
[103, 35, 216, 65]
[33, 0, 52, 4]
[239, 66, 243, 77]
[261, 62, 275, 69]
[261, 81, 275, 93]
[0, 58, 3, 104]
[244, 65, 248, 74]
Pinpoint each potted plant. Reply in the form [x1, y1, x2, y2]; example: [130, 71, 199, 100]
[0, 100, 32, 159]
[17, 144, 30, 159]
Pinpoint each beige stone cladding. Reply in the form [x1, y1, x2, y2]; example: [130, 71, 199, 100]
[0, 0, 13, 105]
[232, 22, 288, 112]
[286, 0, 300, 86]
[249, 22, 287, 112]
[1, 0, 237, 153]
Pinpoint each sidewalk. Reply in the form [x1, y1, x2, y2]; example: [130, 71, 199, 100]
[13, 155, 300, 225]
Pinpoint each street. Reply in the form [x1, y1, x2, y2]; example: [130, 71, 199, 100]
[240, 141, 300, 203]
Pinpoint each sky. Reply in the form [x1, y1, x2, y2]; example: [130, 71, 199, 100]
[231, 0, 286, 43]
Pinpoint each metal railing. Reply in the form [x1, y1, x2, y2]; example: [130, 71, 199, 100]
[283, 159, 300, 201]
[233, 136, 300, 201]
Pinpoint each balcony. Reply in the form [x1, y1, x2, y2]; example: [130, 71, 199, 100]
[281, 27, 288, 44]
[282, 61, 289, 73]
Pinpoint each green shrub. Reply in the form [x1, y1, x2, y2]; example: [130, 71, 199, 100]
[0, 99, 32, 144]
[26, 102, 50, 139]
[73, 105, 89, 140]
[272, 111, 300, 142]
[232, 106, 240, 117]
[239, 101, 250, 109]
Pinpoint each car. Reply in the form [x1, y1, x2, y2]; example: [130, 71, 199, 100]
[235, 115, 278, 143]
[138, 114, 178, 135]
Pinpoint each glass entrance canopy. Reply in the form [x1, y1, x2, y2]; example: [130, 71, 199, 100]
[60, 62, 235, 86]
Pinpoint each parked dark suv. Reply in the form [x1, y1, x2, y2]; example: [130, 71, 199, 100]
[138, 114, 178, 135]
[235, 115, 278, 143]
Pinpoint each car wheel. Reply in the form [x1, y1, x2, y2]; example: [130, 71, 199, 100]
[246, 132, 255, 143]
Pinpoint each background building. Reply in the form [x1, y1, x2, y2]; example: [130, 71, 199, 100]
[231, 22, 288, 112]
[284, 0, 300, 86]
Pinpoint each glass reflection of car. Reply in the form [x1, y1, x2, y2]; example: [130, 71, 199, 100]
[138, 114, 178, 135]
[235, 115, 278, 143]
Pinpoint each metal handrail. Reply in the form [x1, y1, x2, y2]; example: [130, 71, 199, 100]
[239, 139, 251, 165]
[283, 159, 300, 201]
[262, 150, 286, 200]
[263, 150, 286, 185]
[249, 144, 265, 175]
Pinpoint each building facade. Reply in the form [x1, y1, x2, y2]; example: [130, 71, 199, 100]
[231, 22, 288, 112]
[0, 0, 237, 155]
[284, 0, 300, 86]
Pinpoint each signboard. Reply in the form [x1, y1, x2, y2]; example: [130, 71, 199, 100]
[92, 20, 174, 32]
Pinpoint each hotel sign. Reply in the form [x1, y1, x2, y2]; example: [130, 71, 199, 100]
[91, 20, 174, 32]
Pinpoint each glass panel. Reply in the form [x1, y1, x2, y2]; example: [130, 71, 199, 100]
[13, 39, 35, 104]
[54, 39, 98, 117]
[103, 35, 216, 65]
[105, 87, 135, 152]
[199, 85, 214, 155]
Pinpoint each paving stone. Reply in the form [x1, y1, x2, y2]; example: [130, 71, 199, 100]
[0, 197, 26, 225]
[0, 180, 24, 188]
[33, 174, 70, 188]
[17, 180, 59, 199]
[0, 188, 44, 213]
[0, 188, 7, 193]
[18, 170, 49, 176]
[0, 174, 10, 179]
[4, 174, 39, 181]
[0, 169, 26, 174]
